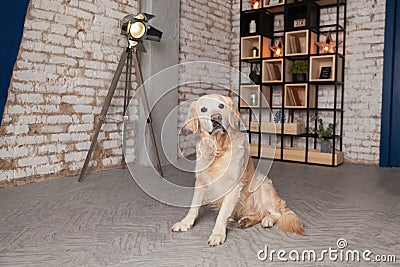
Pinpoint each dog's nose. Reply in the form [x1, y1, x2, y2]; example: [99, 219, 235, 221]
[211, 113, 222, 122]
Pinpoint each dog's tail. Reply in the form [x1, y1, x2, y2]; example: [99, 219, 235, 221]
[277, 208, 305, 235]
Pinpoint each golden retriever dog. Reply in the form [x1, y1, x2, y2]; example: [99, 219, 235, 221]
[172, 94, 304, 246]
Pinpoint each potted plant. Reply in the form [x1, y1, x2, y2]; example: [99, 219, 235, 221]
[274, 109, 286, 123]
[249, 67, 260, 84]
[292, 60, 308, 82]
[310, 115, 334, 153]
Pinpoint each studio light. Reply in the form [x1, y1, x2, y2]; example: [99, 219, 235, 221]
[121, 13, 163, 52]
[79, 12, 164, 182]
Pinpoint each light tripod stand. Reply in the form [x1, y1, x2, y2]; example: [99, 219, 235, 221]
[78, 47, 164, 182]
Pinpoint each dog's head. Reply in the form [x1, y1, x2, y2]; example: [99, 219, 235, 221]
[185, 94, 239, 135]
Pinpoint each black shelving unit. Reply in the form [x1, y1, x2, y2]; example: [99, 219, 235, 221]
[239, 0, 346, 166]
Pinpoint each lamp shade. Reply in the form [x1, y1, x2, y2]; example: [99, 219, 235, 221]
[121, 13, 163, 50]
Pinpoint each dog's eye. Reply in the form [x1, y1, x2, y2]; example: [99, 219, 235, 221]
[201, 107, 207, 113]
[218, 104, 224, 109]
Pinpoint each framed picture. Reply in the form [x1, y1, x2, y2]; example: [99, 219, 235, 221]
[269, 0, 282, 5]
[319, 66, 332, 79]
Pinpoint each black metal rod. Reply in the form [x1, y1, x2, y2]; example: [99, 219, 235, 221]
[332, 0, 340, 166]
[340, 0, 347, 152]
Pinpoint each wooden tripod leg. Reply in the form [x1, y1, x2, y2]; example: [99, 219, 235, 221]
[78, 50, 129, 182]
[132, 52, 164, 177]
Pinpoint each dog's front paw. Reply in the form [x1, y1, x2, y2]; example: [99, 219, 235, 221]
[171, 221, 192, 232]
[208, 232, 226, 246]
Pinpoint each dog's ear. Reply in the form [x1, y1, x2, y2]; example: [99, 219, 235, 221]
[185, 101, 199, 134]
[226, 96, 240, 129]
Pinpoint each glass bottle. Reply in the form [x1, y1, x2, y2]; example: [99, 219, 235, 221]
[250, 90, 258, 106]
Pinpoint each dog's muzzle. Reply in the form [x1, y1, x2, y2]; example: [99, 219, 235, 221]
[210, 114, 225, 134]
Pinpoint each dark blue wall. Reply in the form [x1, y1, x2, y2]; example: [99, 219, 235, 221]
[381, 0, 400, 167]
[0, 1, 30, 123]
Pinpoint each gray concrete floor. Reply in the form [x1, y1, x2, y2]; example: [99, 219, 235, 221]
[0, 162, 399, 266]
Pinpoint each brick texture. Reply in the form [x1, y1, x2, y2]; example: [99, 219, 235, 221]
[342, 0, 385, 164]
[0, 0, 139, 184]
[178, 0, 238, 156]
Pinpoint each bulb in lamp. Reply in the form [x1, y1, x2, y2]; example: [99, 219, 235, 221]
[253, 1, 260, 9]
[316, 32, 336, 54]
[130, 21, 146, 39]
[270, 37, 284, 57]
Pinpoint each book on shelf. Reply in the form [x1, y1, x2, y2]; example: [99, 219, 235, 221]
[272, 64, 281, 80]
[267, 64, 275, 80]
[287, 87, 295, 106]
[288, 35, 302, 54]
[292, 88, 302, 106]
[294, 36, 302, 53]
[287, 87, 302, 106]
[266, 63, 281, 81]
[289, 36, 294, 54]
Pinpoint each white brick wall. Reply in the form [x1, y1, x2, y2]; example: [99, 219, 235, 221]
[0, 0, 139, 184]
[178, 0, 237, 156]
[342, 0, 385, 164]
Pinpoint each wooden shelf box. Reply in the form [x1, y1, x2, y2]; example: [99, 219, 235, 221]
[310, 55, 343, 82]
[249, 144, 279, 159]
[281, 147, 344, 166]
[284, 84, 316, 108]
[250, 121, 306, 135]
[241, 36, 271, 60]
[249, 144, 344, 166]
[262, 59, 283, 83]
[284, 59, 309, 83]
[285, 30, 316, 56]
[240, 85, 270, 108]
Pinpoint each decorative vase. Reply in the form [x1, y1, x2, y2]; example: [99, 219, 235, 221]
[320, 139, 332, 153]
[249, 20, 256, 34]
[292, 73, 306, 82]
